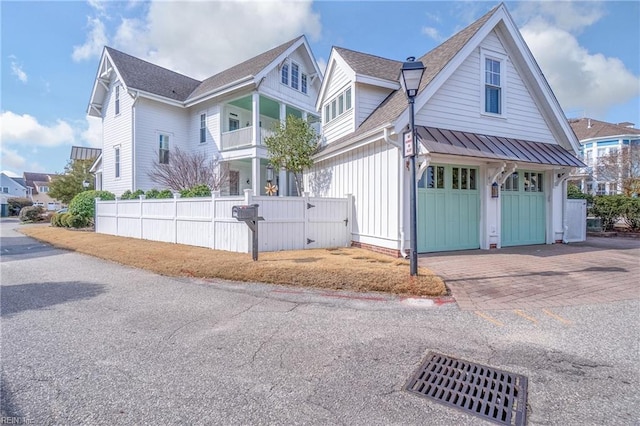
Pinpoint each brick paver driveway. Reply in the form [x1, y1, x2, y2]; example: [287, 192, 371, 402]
[420, 237, 640, 311]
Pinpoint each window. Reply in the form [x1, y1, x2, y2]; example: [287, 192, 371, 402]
[229, 118, 239, 131]
[596, 183, 606, 195]
[501, 172, 519, 191]
[39, 186, 49, 193]
[159, 135, 169, 164]
[301, 73, 308, 94]
[115, 147, 120, 178]
[291, 63, 299, 90]
[115, 85, 120, 115]
[2, 187, 9, 193]
[484, 58, 501, 114]
[200, 113, 207, 143]
[324, 86, 353, 124]
[281, 63, 289, 85]
[524, 172, 543, 192]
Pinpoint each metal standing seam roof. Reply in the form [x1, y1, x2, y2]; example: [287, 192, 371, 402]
[417, 126, 585, 167]
[70, 146, 102, 161]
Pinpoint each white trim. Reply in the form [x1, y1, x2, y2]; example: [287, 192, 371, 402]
[480, 48, 507, 118]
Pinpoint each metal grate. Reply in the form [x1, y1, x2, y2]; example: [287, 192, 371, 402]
[405, 352, 528, 426]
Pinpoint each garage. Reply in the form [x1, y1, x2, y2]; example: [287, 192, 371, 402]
[501, 170, 546, 246]
[418, 164, 480, 252]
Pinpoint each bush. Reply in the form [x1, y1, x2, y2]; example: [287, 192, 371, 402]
[621, 197, 640, 231]
[567, 184, 592, 201]
[68, 214, 88, 228]
[61, 213, 74, 228]
[590, 195, 629, 231]
[7, 197, 33, 216]
[50, 212, 61, 227]
[121, 189, 145, 200]
[68, 190, 115, 220]
[180, 184, 211, 198]
[145, 189, 174, 199]
[19, 205, 45, 222]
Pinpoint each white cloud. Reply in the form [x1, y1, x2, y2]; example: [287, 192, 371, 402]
[513, 1, 605, 34]
[72, 16, 109, 62]
[81, 117, 103, 148]
[73, 0, 322, 80]
[421, 26, 443, 42]
[1, 111, 75, 147]
[519, 12, 639, 119]
[0, 146, 27, 171]
[9, 55, 28, 83]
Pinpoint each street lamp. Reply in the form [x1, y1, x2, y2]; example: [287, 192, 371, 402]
[400, 56, 425, 276]
[82, 180, 90, 190]
[265, 163, 278, 196]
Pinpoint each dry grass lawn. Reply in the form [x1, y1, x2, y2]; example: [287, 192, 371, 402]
[19, 225, 446, 297]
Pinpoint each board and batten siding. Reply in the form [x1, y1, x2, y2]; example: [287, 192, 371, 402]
[355, 84, 394, 128]
[416, 30, 555, 144]
[259, 46, 320, 113]
[134, 98, 189, 191]
[308, 139, 401, 250]
[102, 79, 133, 196]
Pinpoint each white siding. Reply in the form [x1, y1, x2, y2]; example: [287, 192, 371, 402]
[321, 64, 354, 144]
[416, 30, 555, 144]
[102, 79, 133, 196]
[187, 102, 221, 160]
[355, 84, 393, 128]
[134, 99, 189, 191]
[260, 46, 319, 114]
[307, 139, 401, 250]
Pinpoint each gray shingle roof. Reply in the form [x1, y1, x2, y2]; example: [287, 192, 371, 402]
[105, 47, 201, 102]
[333, 47, 402, 82]
[568, 118, 640, 141]
[319, 5, 498, 153]
[23, 172, 54, 195]
[186, 36, 303, 101]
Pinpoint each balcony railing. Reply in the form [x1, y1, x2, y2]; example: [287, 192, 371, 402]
[221, 127, 276, 151]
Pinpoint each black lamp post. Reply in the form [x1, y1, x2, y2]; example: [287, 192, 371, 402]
[266, 164, 274, 183]
[400, 56, 425, 276]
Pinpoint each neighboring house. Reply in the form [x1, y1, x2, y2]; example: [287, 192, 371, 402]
[568, 118, 640, 195]
[87, 36, 322, 197]
[0, 172, 28, 198]
[307, 3, 583, 255]
[23, 172, 62, 210]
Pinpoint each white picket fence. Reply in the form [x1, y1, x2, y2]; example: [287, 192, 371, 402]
[95, 190, 353, 253]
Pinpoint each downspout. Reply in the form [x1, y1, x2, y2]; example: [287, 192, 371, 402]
[383, 127, 408, 258]
[130, 91, 139, 191]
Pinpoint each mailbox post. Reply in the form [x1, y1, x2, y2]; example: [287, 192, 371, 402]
[232, 204, 264, 261]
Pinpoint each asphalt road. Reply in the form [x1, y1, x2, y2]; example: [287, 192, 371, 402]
[1, 218, 639, 425]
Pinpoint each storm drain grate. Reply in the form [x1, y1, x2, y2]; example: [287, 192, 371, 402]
[405, 352, 528, 426]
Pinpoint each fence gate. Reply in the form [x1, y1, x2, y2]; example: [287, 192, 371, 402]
[565, 199, 587, 243]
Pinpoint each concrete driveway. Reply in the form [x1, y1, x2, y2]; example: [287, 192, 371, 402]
[420, 237, 640, 311]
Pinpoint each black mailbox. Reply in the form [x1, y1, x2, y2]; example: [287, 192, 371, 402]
[232, 204, 259, 221]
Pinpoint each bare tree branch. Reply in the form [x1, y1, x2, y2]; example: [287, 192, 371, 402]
[147, 147, 228, 191]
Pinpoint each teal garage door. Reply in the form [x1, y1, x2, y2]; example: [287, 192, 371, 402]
[418, 164, 480, 252]
[501, 171, 546, 247]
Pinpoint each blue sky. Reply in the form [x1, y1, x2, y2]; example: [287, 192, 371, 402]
[2, 1, 639, 177]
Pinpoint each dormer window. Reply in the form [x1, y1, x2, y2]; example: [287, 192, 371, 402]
[281, 60, 308, 94]
[324, 86, 352, 124]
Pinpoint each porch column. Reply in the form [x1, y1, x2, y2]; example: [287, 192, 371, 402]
[252, 157, 260, 196]
[252, 92, 260, 145]
[279, 102, 286, 125]
[302, 111, 308, 121]
[279, 168, 287, 197]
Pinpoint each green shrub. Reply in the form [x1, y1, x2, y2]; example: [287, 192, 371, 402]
[19, 205, 45, 222]
[145, 189, 160, 199]
[567, 183, 592, 201]
[157, 189, 173, 199]
[180, 184, 211, 198]
[50, 212, 61, 227]
[7, 197, 33, 216]
[68, 190, 115, 220]
[68, 214, 88, 228]
[590, 195, 629, 231]
[621, 197, 640, 231]
[121, 189, 145, 200]
[61, 213, 74, 228]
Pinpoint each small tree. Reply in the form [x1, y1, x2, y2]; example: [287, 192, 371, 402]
[264, 115, 319, 196]
[147, 147, 227, 192]
[49, 159, 95, 204]
[596, 144, 640, 196]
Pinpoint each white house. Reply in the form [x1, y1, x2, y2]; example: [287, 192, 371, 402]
[0, 172, 28, 198]
[308, 3, 584, 255]
[88, 36, 322, 197]
[569, 118, 640, 195]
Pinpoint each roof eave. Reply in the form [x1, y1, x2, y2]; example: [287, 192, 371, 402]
[185, 76, 255, 107]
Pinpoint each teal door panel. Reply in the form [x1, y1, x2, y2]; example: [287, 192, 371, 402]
[501, 171, 545, 247]
[418, 164, 479, 252]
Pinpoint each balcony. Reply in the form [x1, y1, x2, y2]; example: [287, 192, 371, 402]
[221, 127, 275, 151]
